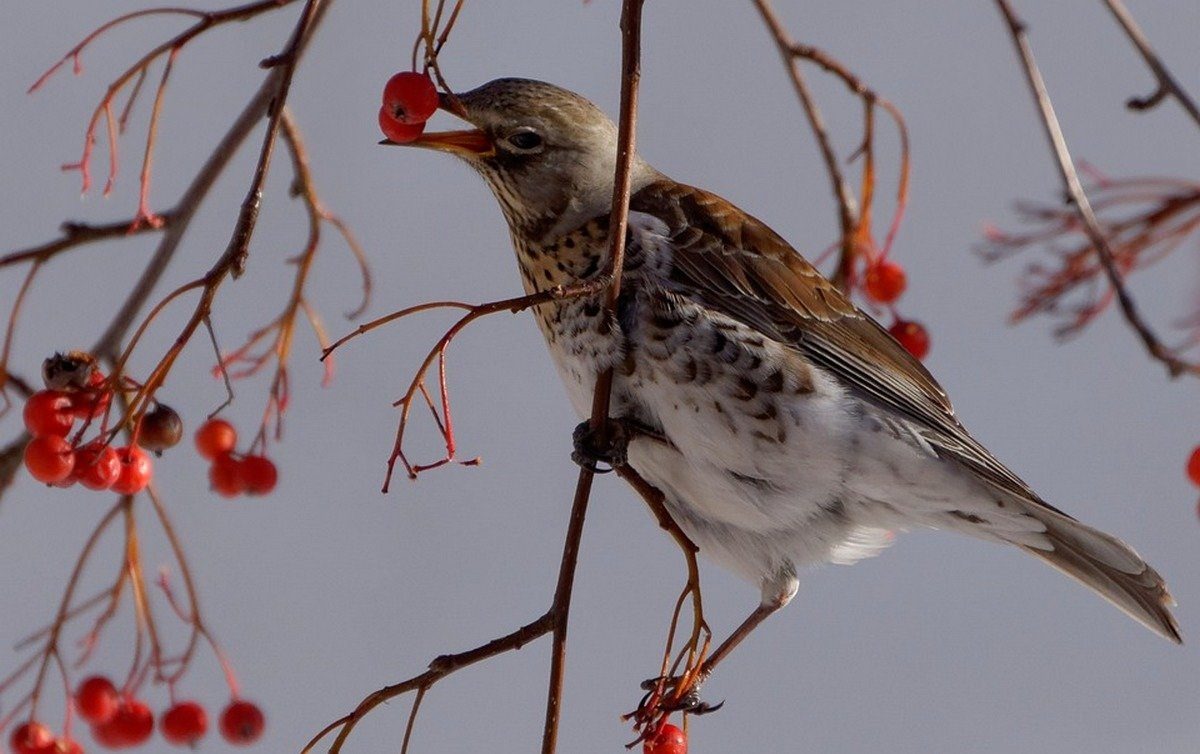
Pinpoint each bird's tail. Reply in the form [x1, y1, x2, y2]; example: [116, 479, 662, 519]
[1015, 501, 1181, 644]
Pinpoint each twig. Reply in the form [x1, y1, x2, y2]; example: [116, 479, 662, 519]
[992, 0, 1197, 378]
[752, 0, 857, 285]
[1102, 0, 1200, 128]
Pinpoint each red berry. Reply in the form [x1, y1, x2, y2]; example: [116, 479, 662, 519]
[75, 442, 121, 491]
[1186, 446, 1200, 487]
[9, 721, 54, 754]
[76, 675, 119, 725]
[160, 701, 207, 746]
[24, 435, 76, 484]
[863, 259, 907, 304]
[69, 371, 110, 422]
[219, 701, 264, 745]
[110, 446, 153, 495]
[107, 699, 153, 747]
[381, 71, 439, 124]
[643, 722, 687, 754]
[138, 403, 183, 453]
[889, 319, 930, 360]
[195, 419, 237, 461]
[209, 453, 245, 498]
[23, 390, 75, 437]
[240, 455, 277, 496]
[90, 718, 127, 748]
[53, 739, 83, 754]
[378, 107, 426, 144]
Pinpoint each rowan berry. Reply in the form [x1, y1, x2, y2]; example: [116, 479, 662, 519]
[23, 390, 74, 437]
[195, 419, 237, 461]
[889, 319, 930, 360]
[382, 71, 438, 124]
[219, 700, 264, 745]
[24, 435, 75, 484]
[160, 701, 207, 746]
[110, 446, 153, 495]
[75, 675, 119, 725]
[863, 259, 907, 304]
[240, 455, 277, 495]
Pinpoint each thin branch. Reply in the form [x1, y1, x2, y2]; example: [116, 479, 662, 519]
[539, 2, 647, 751]
[993, 0, 1198, 378]
[752, 0, 857, 286]
[1102, 0, 1200, 128]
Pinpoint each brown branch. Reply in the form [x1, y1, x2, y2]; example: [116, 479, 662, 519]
[993, 0, 1198, 378]
[92, 0, 332, 362]
[752, 0, 857, 287]
[1102, 0, 1200, 128]
[539, 2, 647, 751]
[303, 612, 555, 753]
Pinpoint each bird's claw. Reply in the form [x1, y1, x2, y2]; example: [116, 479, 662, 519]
[571, 419, 629, 473]
[634, 675, 723, 717]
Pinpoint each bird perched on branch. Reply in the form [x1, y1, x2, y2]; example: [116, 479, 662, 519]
[389, 77, 1180, 676]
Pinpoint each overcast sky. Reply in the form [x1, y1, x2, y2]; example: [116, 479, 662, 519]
[2, 1, 1199, 752]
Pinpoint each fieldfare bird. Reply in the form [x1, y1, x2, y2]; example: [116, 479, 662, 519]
[390, 78, 1181, 667]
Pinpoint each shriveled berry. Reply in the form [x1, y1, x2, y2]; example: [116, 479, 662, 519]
[160, 700, 207, 746]
[209, 453, 245, 498]
[195, 419, 237, 461]
[76, 675, 119, 724]
[219, 700, 264, 745]
[24, 435, 75, 484]
[378, 107, 426, 144]
[110, 446, 153, 495]
[23, 390, 75, 437]
[381, 71, 439, 124]
[643, 722, 687, 754]
[240, 455, 277, 496]
[139, 403, 183, 452]
[9, 721, 54, 754]
[863, 259, 907, 304]
[1186, 446, 1200, 487]
[889, 319, 930, 360]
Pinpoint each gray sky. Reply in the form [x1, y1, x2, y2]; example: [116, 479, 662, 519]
[2, 1, 1199, 752]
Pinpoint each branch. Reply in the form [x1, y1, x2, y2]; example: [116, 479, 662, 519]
[752, 0, 857, 285]
[1102, 0, 1200, 128]
[993, 0, 1198, 378]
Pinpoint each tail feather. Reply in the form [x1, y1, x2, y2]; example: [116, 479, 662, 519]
[1017, 505, 1181, 644]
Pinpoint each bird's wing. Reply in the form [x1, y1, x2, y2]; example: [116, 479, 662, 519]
[630, 180, 1040, 504]
[629, 180, 1181, 643]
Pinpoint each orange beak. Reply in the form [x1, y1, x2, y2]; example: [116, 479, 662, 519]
[400, 128, 495, 158]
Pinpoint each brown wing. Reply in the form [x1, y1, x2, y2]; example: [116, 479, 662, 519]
[629, 181, 1181, 643]
[630, 179, 1042, 504]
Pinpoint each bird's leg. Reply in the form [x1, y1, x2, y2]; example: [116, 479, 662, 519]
[570, 417, 631, 473]
[642, 570, 798, 716]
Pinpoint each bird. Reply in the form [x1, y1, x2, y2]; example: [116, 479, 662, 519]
[388, 77, 1181, 673]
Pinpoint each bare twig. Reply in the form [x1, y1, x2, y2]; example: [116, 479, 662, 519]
[992, 0, 1198, 378]
[1102, 0, 1200, 128]
[752, 0, 857, 285]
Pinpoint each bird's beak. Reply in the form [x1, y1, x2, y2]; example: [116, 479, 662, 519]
[380, 92, 495, 158]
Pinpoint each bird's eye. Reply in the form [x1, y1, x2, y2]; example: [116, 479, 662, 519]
[505, 129, 544, 152]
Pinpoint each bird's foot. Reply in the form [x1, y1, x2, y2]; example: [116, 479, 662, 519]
[570, 418, 629, 473]
[633, 675, 724, 717]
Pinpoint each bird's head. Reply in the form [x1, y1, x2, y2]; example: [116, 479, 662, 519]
[387, 78, 656, 240]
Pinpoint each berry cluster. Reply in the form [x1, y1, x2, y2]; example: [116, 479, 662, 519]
[20, 354, 172, 494]
[378, 71, 439, 144]
[856, 258, 930, 361]
[643, 721, 687, 754]
[195, 419, 278, 498]
[15, 673, 268, 751]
